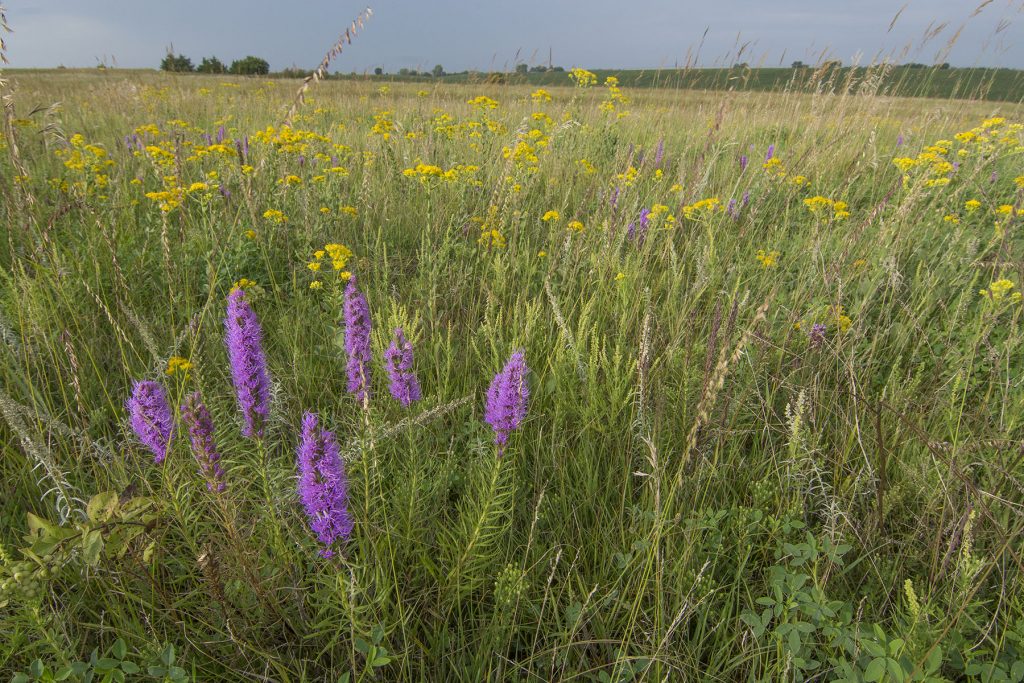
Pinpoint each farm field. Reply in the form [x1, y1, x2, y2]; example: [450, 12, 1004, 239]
[2, 68, 1024, 681]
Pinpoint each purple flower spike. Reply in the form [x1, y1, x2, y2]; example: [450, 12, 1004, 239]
[384, 328, 421, 407]
[628, 207, 651, 243]
[765, 144, 775, 162]
[180, 392, 226, 492]
[740, 154, 748, 171]
[343, 277, 372, 404]
[216, 125, 227, 143]
[224, 288, 271, 438]
[484, 350, 530, 456]
[809, 323, 827, 349]
[727, 198, 739, 220]
[654, 138, 664, 167]
[896, 133, 904, 147]
[296, 412, 353, 558]
[127, 380, 173, 464]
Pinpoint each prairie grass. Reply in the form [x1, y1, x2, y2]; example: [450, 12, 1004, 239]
[1, 65, 1023, 681]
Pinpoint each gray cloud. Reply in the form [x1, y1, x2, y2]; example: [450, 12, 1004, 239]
[4, 0, 1022, 71]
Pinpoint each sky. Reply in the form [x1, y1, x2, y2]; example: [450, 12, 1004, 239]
[3, 1, 1023, 72]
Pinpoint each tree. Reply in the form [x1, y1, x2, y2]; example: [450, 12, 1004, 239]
[432, 64, 445, 77]
[374, 67, 383, 75]
[791, 61, 807, 69]
[229, 56, 270, 75]
[197, 56, 226, 74]
[515, 63, 528, 74]
[398, 67, 411, 76]
[160, 53, 194, 72]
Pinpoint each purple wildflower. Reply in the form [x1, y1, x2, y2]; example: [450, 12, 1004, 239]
[610, 186, 620, 208]
[236, 136, 249, 163]
[765, 144, 775, 162]
[740, 154, 748, 171]
[220, 186, 232, 200]
[627, 208, 651, 243]
[180, 392, 226, 492]
[654, 138, 665, 167]
[742, 190, 751, 206]
[727, 198, 739, 220]
[126, 380, 173, 464]
[809, 323, 827, 349]
[991, 171, 998, 183]
[384, 328, 421, 407]
[202, 133, 213, 146]
[224, 288, 271, 438]
[896, 133, 904, 147]
[216, 125, 227, 143]
[484, 350, 529, 456]
[343, 277, 372, 404]
[296, 412, 353, 558]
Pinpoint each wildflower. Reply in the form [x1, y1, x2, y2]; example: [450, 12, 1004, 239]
[537, 250, 547, 258]
[296, 412, 353, 558]
[485, 350, 530, 456]
[809, 323, 826, 349]
[614, 272, 625, 282]
[384, 328, 421, 407]
[343, 277, 372, 404]
[126, 380, 173, 464]
[756, 249, 780, 268]
[980, 278, 1021, 303]
[567, 220, 584, 232]
[180, 392, 226, 492]
[310, 281, 323, 290]
[569, 68, 597, 87]
[224, 288, 271, 438]
[231, 278, 256, 292]
[740, 154, 748, 171]
[244, 229, 256, 239]
[531, 89, 552, 103]
[964, 199, 981, 212]
[263, 209, 287, 224]
[627, 208, 651, 243]
[542, 210, 560, 222]
[165, 356, 193, 378]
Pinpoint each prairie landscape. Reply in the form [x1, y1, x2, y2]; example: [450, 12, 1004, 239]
[2, 10, 1024, 682]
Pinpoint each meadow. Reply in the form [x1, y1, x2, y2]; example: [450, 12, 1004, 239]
[1, 65, 1024, 681]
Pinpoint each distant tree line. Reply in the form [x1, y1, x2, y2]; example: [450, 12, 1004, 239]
[160, 52, 270, 75]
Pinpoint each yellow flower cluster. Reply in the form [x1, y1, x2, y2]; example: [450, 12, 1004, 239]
[401, 162, 481, 185]
[979, 279, 1022, 304]
[467, 95, 500, 110]
[231, 278, 257, 292]
[308, 243, 354, 290]
[598, 76, 630, 118]
[263, 209, 288, 224]
[569, 68, 598, 87]
[803, 196, 850, 220]
[530, 89, 552, 103]
[567, 220, 584, 232]
[165, 356, 194, 378]
[756, 249, 780, 269]
[542, 210, 560, 222]
[682, 197, 722, 220]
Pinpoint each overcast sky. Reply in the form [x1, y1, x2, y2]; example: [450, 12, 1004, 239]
[4, 1, 1023, 72]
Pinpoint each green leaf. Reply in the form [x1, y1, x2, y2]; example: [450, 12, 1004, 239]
[864, 657, 887, 682]
[370, 655, 391, 667]
[120, 661, 140, 674]
[336, 673, 351, 683]
[87, 491, 119, 523]
[82, 529, 104, 567]
[160, 643, 175, 666]
[12, 674, 31, 683]
[111, 638, 126, 660]
[354, 637, 371, 654]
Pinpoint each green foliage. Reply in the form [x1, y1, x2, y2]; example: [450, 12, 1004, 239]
[159, 54, 193, 73]
[195, 57, 225, 74]
[228, 56, 269, 76]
